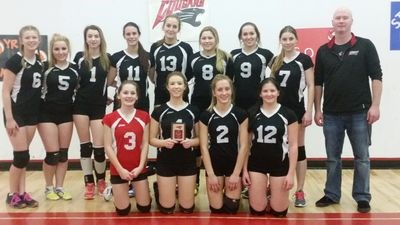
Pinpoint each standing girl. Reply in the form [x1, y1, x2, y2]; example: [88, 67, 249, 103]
[149, 14, 193, 107]
[199, 75, 248, 214]
[38, 34, 78, 201]
[109, 22, 150, 112]
[73, 25, 111, 199]
[231, 22, 274, 110]
[270, 26, 314, 207]
[2, 25, 43, 208]
[103, 81, 152, 216]
[243, 77, 298, 217]
[150, 72, 199, 214]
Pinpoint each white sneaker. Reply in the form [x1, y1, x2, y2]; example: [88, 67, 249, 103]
[103, 186, 112, 201]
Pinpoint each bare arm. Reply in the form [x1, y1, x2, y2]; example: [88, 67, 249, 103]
[132, 123, 150, 177]
[149, 118, 177, 149]
[107, 66, 117, 86]
[303, 67, 314, 127]
[283, 122, 298, 190]
[2, 69, 19, 136]
[148, 67, 156, 84]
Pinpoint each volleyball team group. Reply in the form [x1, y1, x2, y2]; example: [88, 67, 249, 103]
[2, 7, 382, 217]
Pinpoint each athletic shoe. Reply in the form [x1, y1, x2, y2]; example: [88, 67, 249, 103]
[55, 188, 72, 200]
[241, 187, 249, 199]
[20, 192, 39, 208]
[315, 196, 337, 207]
[103, 186, 113, 201]
[294, 190, 306, 207]
[45, 188, 60, 201]
[357, 200, 371, 213]
[6, 193, 26, 209]
[128, 184, 135, 198]
[84, 183, 95, 200]
[97, 179, 107, 196]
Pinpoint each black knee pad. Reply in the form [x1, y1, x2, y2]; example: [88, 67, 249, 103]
[59, 148, 68, 163]
[13, 150, 30, 169]
[210, 205, 224, 214]
[115, 203, 131, 216]
[269, 207, 288, 218]
[297, 146, 306, 161]
[93, 147, 105, 162]
[80, 142, 93, 158]
[222, 195, 240, 214]
[137, 202, 152, 213]
[249, 205, 266, 216]
[179, 204, 195, 214]
[158, 204, 175, 214]
[44, 151, 60, 166]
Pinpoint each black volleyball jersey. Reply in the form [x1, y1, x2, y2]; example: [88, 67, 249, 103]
[199, 105, 247, 161]
[187, 51, 234, 100]
[73, 52, 111, 105]
[110, 50, 149, 105]
[149, 41, 193, 101]
[5, 52, 44, 109]
[273, 52, 313, 112]
[231, 47, 273, 101]
[42, 63, 79, 105]
[151, 102, 199, 164]
[249, 105, 297, 164]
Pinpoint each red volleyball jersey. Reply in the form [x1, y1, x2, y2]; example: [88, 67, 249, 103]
[103, 109, 150, 175]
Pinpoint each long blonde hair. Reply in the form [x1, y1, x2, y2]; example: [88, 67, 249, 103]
[83, 25, 110, 71]
[49, 33, 71, 68]
[207, 74, 235, 111]
[199, 26, 230, 74]
[18, 25, 41, 67]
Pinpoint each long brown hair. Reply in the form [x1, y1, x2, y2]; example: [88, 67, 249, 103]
[155, 14, 181, 47]
[123, 22, 149, 73]
[270, 25, 298, 76]
[83, 25, 110, 71]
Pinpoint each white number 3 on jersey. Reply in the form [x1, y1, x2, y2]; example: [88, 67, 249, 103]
[124, 132, 137, 150]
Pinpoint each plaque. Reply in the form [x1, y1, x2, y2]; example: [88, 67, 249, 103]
[171, 122, 185, 141]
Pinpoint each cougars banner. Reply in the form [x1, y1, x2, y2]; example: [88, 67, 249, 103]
[0, 35, 48, 80]
[295, 28, 334, 63]
[148, 0, 209, 42]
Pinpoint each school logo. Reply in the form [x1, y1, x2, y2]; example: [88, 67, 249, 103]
[152, 1, 206, 29]
[149, 0, 209, 42]
[391, 2, 400, 50]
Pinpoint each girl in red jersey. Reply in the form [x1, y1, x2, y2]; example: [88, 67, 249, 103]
[103, 80, 151, 216]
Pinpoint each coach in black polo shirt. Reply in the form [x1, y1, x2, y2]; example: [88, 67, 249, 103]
[313, 7, 383, 213]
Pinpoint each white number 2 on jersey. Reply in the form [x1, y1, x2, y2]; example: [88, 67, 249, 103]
[256, 125, 277, 143]
[216, 125, 229, 143]
[124, 132, 137, 150]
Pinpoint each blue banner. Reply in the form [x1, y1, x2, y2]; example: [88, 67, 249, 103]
[391, 2, 400, 50]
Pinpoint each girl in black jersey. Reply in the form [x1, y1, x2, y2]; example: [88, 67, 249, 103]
[188, 26, 233, 112]
[150, 72, 199, 214]
[187, 26, 233, 195]
[149, 14, 193, 106]
[37, 34, 77, 201]
[243, 77, 298, 217]
[2, 25, 43, 208]
[109, 22, 150, 112]
[231, 22, 274, 110]
[199, 75, 248, 214]
[270, 26, 314, 208]
[73, 25, 111, 200]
